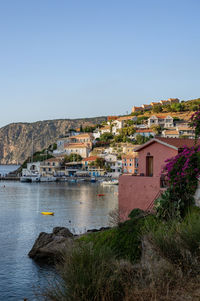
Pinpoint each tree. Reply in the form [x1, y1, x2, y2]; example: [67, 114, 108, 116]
[99, 132, 114, 142]
[64, 153, 82, 163]
[171, 103, 184, 112]
[152, 105, 163, 113]
[94, 158, 105, 169]
[150, 124, 162, 135]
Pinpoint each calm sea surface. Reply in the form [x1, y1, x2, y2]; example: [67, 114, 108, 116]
[0, 166, 118, 301]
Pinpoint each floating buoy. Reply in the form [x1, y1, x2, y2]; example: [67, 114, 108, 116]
[97, 194, 105, 197]
[41, 212, 54, 215]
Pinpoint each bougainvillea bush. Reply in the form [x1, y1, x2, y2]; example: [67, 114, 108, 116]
[189, 107, 200, 142]
[155, 146, 200, 219]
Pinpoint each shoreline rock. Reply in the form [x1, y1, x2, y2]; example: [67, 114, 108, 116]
[28, 226, 110, 264]
[28, 227, 74, 263]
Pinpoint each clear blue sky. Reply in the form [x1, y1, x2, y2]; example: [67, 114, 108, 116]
[0, 0, 200, 127]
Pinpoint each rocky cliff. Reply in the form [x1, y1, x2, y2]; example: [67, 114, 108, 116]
[0, 117, 106, 164]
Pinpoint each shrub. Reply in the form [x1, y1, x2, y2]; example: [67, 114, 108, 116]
[146, 209, 200, 274]
[42, 242, 135, 301]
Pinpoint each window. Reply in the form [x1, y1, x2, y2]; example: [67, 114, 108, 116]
[135, 158, 139, 168]
[129, 169, 132, 173]
[129, 163, 132, 166]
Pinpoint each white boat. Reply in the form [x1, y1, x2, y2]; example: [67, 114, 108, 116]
[101, 179, 119, 185]
[20, 174, 40, 182]
[40, 176, 57, 182]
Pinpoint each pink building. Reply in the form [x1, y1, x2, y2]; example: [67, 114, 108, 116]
[119, 137, 200, 219]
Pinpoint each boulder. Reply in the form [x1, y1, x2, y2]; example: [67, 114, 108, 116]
[28, 227, 74, 263]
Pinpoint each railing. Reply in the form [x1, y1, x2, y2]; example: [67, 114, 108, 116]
[146, 190, 163, 212]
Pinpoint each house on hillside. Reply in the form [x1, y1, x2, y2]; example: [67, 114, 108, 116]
[112, 116, 137, 135]
[132, 106, 143, 113]
[148, 115, 174, 128]
[150, 102, 161, 107]
[159, 100, 170, 106]
[104, 154, 122, 177]
[162, 129, 179, 138]
[134, 129, 155, 138]
[122, 153, 139, 175]
[168, 98, 179, 104]
[119, 137, 200, 219]
[63, 143, 90, 158]
[40, 157, 63, 176]
[142, 104, 152, 110]
[82, 156, 105, 177]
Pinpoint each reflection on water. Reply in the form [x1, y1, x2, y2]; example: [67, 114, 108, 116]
[0, 181, 118, 300]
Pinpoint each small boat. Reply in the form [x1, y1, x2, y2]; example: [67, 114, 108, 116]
[101, 179, 119, 185]
[97, 194, 105, 197]
[91, 177, 96, 183]
[41, 212, 54, 215]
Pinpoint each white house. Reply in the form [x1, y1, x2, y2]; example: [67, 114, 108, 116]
[63, 143, 90, 158]
[112, 116, 137, 135]
[148, 115, 174, 128]
[22, 162, 41, 177]
[104, 154, 122, 177]
[132, 129, 155, 138]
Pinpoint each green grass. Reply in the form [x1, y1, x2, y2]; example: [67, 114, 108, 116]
[79, 211, 156, 263]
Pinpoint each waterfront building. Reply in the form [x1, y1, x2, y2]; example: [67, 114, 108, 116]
[119, 137, 200, 219]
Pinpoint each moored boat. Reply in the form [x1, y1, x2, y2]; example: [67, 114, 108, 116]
[101, 179, 119, 185]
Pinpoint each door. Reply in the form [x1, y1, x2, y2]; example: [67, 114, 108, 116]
[146, 156, 153, 176]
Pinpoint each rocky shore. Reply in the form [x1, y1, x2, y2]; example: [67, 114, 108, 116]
[28, 226, 110, 263]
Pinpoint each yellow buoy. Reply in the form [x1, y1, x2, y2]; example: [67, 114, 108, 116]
[41, 212, 54, 215]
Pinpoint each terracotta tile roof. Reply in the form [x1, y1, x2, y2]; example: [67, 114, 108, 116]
[82, 156, 99, 162]
[135, 137, 200, 152]
[136, 129, 154, 133]
[178, 126, 194, 131]
[101, 125, 110, 130]
[164, 130, 179, 135]
[117, 116, 134, 121]
[151, 102, 160, 105]
[122, 154, 138, 159]
[156, 137, 200, 148]
[70, 133, 93, 139]
[43, 157, 62, 162]
[64, 143, 88, 149]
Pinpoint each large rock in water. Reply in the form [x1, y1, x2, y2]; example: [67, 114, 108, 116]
[28, 227, 74, 263]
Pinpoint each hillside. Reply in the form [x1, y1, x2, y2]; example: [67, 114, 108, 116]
[0, 117, 107, 164]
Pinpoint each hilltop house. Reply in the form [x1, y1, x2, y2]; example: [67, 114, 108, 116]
[150, 102, 161, 107]
[159, 100, 170, 106]
[141, 104, 152, 110]
[112, 116, 137, 135]
[132, 106, 143, 113]
[168, 98, 179, 104]
[148, 115, 174, 128]
[119, 137, 200, 219]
